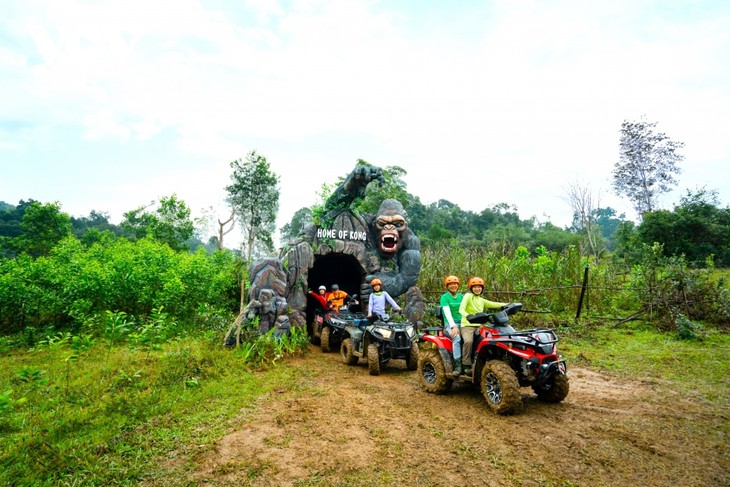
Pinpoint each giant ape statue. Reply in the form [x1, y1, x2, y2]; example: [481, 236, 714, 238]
[238, 162, 424, 336]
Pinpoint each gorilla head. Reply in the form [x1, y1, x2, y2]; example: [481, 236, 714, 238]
[374, 199, 408, 256]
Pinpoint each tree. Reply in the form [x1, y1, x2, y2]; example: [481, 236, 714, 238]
[15, 201, 72, 257]
[564, 181, 604, 259]
[121, 194, 194, 251]
[71, 210, 121, 240]
[225, 151, 280, 262]
[613, 117, 685, 218]
[638, 188, 730, 267]
[280, 207, 314, 244]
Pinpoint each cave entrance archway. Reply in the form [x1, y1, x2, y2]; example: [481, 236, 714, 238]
[305, 253, 365, 325]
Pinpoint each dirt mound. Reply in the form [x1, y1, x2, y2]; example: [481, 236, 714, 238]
[189, 346, 728, 486]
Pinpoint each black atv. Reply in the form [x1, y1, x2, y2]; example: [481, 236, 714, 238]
[318, 298, 366, 353]
[340, 313, 419, 376]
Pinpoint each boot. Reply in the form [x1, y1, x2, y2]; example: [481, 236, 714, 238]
[453, 359, 462, 376]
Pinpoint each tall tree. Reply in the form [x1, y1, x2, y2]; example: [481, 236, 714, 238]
[225, 151, 280, 262]
[613, 117, 685, 218]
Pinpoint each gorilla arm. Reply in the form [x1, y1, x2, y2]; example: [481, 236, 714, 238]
[324, 163, 385, 212]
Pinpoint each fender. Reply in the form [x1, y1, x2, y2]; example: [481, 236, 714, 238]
[419, 334, 454, 353]
[436, 346, 455, 376]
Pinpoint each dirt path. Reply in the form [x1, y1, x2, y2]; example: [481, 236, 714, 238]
[189, 345, 728, 487]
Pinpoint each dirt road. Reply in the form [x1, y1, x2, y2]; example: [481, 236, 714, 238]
[190, 345, 728, 486]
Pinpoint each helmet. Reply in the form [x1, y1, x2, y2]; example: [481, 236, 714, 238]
[318, 285, 326, 291]
[331, 284, 339, 290]
[370, 278, 382, 287]
[467, 277, 485, 290]
[444, 275, 460, 287]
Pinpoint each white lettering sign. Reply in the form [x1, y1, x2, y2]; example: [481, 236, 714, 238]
[316, 227, 367, 242]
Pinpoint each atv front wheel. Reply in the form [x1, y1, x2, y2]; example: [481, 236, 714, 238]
[367, 343, 381, 376]
[340, 338, 358, 365]
[321, 326, 331, 353]
[481, 360, 521, 415]
[532, 373, 570, 403]
[418, 348, 453, 394]
[406, 342, 418, 371]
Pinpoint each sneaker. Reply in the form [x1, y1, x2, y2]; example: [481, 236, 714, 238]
[453, 365, 462, 376]
[463, 365, 472, 375]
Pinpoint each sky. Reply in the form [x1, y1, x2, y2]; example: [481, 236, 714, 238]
[2, 0, 729, 247]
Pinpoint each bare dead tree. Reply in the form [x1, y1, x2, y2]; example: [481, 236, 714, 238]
[563, 181, 604, 260]
[217, 210, 235, 250]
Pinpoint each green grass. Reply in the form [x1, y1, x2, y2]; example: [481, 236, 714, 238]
[0, 329, 310, 486]
[1, 321, 728, 485]
[560, 321, 730, 404]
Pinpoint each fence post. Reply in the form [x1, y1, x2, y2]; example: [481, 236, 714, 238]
[575, 266, 589, 321]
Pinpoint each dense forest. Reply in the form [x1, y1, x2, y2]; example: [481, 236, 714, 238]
[1, 166, 729, 338]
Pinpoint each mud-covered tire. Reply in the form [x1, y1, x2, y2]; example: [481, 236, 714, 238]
[418, 348, 453, 394]
[309, 322, 320, 345]
[367, 343, 380, 376]
[481, 360, 522, 415]
[532, 373, 570, 403]
[406, 342, 418, 371]
[340, 338, 359, 365]
[320, 326, 331, 353]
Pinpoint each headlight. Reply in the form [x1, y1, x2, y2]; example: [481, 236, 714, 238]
[405, 326, 415, 338]
[374, 327, 392, 339]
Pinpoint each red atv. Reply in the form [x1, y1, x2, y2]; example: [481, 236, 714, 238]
[417, 303, 569, 415]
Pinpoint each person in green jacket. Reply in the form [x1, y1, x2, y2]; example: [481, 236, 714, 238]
[458, 276, 508, 374]
[439, 275, 464, 375]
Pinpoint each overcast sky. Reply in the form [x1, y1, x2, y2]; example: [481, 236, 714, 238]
[2, 0, 728, 246]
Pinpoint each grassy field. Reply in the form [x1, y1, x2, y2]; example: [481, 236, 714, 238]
[1, 321, 728, 485]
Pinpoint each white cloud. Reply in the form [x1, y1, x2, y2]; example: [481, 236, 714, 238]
[2, 0, 728, 241]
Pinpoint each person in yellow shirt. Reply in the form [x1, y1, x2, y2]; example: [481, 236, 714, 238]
[458, 277, 508, 374]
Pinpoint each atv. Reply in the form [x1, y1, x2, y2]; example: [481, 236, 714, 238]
[318, 299, 366, 353]
[310, 295, 361, 351]
[418, 302, 569, 415]
[340, 313, 419, 376]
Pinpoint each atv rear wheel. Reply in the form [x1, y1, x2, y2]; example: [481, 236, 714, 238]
[418, 348, 453, 394]
[320, 326, 331, 353]
[481, 360, 521, 415]
[406, 342, 418, 371]
[309, 321, 321, 345]
[340, 338, 358, 365]
[532, 373, 570, 403]
[367, 343, 380, 376]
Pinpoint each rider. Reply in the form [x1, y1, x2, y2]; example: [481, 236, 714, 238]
[326, 284, 354, 312]
[367, 278, 401, 323]
[458, 277, 508, 374]
[439, 275, 464, 375]
[308, 285, 329, 311]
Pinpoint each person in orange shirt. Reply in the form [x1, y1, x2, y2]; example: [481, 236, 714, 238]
[325, 284, 353, 312]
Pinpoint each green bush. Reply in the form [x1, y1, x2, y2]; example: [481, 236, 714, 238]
[0, 236, 242, 335]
